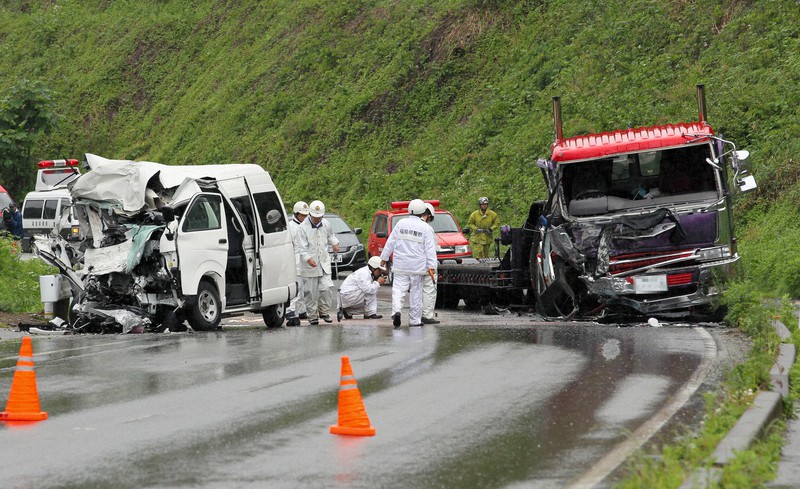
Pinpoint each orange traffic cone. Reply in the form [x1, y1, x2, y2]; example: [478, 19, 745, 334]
[330, 355, 375, 436]
[1, 337, 48, 422]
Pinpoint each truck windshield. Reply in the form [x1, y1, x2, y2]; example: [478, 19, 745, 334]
[563, 143, 719, 216]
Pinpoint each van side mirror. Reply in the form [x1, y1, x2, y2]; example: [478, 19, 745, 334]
[375, 231, 387, 239]
[354, 228, 362, 235]
[463, 227, 471, 235]
[162, 206, 175, 223]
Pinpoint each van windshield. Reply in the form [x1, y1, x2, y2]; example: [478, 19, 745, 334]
[39, 169, 80, 189]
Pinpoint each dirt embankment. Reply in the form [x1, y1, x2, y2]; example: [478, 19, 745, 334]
[0, 311, 47, 329]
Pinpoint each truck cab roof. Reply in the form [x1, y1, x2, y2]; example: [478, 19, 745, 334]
[550, 122, 714, 163]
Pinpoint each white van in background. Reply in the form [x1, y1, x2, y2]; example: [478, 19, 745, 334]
[21, 159, 82, 252]
[36, 154, 297, 333]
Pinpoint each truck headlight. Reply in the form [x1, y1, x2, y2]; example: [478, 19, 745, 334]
[455, 245, 471, 254]
[696, 246, 732, 261]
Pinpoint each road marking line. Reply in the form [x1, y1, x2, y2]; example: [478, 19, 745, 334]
[0, 338, 167, 368]
[565, 326, 717, 489]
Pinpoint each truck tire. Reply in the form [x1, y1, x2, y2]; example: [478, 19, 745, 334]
[188, 280, 221, 331]
[438, 285, 460, 309]
[262, 301, 288, 328]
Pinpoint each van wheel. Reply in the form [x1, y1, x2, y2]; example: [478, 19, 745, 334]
[188, 280, 221, 331]
[262, 301, 287, 328]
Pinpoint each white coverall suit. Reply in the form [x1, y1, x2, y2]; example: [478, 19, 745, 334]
[380, 215, 437, 326]
[287, 217, 306, 316]
[297, 218, 339, 322]
[339, 266, 380, 316]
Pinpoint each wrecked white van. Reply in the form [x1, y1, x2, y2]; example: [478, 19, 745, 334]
[36, 154, 297, 333]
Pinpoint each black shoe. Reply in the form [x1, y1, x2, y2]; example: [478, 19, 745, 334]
[392, 313, 401, 328]
[321, 315, 333, 323]
[364, 314, 382, 319]
[342, 309, 353, 320]
[286, 317, 301, 326]
[298, 312, 308, 320]
[421, 317, 440, 324]
[309, 319, 319, 325]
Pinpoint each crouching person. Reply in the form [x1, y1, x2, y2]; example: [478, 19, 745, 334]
[337, 256, 386, 321]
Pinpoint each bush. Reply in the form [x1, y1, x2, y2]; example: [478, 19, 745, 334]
[0, 236, 56, 313]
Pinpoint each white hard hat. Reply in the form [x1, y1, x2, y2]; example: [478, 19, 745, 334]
[266, 209, 282, 225]
[309, 200, 325, 217]
[479, 196, 489, 204]
[293, 201, 309, 215]
[408, 199, 426, 216]
[424, 203, 435, 221]
[368, 256, 387, 270]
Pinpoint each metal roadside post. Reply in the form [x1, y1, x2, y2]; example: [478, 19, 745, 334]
[332, 251, 340, 315]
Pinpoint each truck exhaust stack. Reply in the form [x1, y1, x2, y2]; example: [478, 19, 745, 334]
[552, 96, 563, 142]
[696, 84, 707, 124]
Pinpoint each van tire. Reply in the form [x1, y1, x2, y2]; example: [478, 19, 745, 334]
[262, 301, 287, 328]
[188, 280, 221, 331]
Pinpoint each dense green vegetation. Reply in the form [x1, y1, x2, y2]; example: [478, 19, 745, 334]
[0, 1, 797, 295]
[1, 1, 799, 485]
[0, 236, 55, 312]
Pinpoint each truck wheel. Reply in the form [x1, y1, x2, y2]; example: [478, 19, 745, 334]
[262, 301, 287, 328]
[439, 285, 460, 309]
[188, 280, 221, 331]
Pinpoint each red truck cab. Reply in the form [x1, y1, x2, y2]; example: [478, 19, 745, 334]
[368, 200, 472, 264]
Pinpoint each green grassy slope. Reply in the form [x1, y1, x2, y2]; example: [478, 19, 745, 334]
[1, 0, 799, 294]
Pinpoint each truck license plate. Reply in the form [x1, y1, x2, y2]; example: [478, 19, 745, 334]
[634, 274, 667, 294]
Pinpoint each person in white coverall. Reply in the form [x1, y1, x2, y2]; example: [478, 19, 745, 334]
[297, 200, 339, 325]
[380, 199, 437, 328]
[286, 201, 309, 326]
[421, 202, 440, 324]
[337, 256, 386, 320]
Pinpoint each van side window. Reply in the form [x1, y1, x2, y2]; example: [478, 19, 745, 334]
[23, 200, 44, 219]
[182, 194, 222, 232]
[43, 199, 59, 219]
[252, 191, 287, 234]
[230, 196, 255, 235]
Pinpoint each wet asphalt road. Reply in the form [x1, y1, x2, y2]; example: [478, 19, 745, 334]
[0, 285, 743, 489]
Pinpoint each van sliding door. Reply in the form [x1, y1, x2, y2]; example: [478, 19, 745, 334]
[176, 193, 228, 297]
[246, 181, 296, 307]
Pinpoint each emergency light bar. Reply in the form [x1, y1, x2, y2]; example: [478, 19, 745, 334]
[390, 200, 440, 209]
[37, 159, 80, 169]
